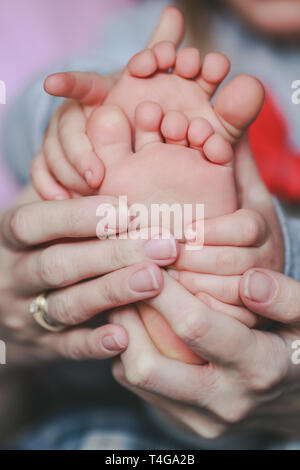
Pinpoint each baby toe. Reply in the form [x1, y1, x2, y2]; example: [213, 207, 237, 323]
[203, 134, 233, 165]
[188, 117, 214, 150]
[196, 52, 230, 97]
[175, 48, 201, 79]
[161, 110, 189, 146]
[128, 49, 157, 78]
[135, 101, 163, 151]
[153, 41, 176, 71]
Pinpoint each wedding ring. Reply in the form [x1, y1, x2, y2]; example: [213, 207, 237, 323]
[30, 293, 65, 332]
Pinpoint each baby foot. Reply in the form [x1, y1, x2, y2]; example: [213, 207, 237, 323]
[88, 102, 237, 221]
[104, 41, 265, 145]
[87, 102, 239, 364]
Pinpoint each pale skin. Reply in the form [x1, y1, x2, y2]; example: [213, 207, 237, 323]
[2, 5, 297, 439]
[1, 6, 254, 365]
[0, 9, 187, 364]
[0, 187, 180, 363]
[31, 5, 267, 363]
[110, 146, 300, 439]
[32, 32, 265, 199]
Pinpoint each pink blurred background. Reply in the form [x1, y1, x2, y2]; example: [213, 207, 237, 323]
[0, 0, 133, 209]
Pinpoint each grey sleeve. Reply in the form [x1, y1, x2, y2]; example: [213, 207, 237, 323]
[2, 0, 169, 184]
[274, 199, 300, 282]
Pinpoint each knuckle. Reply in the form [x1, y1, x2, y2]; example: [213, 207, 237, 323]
[124, 356, 156, 388]
[38, 248, 68, 288]
[51, 293, 75, 325]
[100, 278, 122, 307]
[215, 249, 235, 274]
[249, 337, 288, 392]
[66, 205, 85, 232]
[85, 334, 98, 357]
[174, 310, 210, 345]
[110, 242, 131, 267]
[222, 279, 239, 304]
[2, 313, 27, 333]
[204, 425, 227, 440]
[217, 401, 250, 424]
[250, 365, 284, 393]
[64, 340, 83, 361]
[193, 367, 219, 407]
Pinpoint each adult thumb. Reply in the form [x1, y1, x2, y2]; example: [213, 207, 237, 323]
[240, 268, 300, 324]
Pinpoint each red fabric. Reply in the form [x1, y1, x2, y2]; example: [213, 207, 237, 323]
[249, 90, 300, 202]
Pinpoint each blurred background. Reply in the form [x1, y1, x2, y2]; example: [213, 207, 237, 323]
[0, 0, 133, 209]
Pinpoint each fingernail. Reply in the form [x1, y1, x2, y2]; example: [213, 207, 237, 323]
[144, 237, 177, 260]
[244, 270, 276, 303]
[102, 334, 126, 351]
[167, 269, 179, 280]
[129, 267, 160, 292]
[55, 195, 69, 200]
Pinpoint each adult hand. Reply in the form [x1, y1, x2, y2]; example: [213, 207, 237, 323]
[171, 138, 284, 314]
[32, 7, 185, 199]
[109, 141, 294, 440]
[110, 265, 297, 439]
[0, 187, 178, 365]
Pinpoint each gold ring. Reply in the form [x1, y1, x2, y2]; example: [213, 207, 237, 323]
[30, 294, 65, 332]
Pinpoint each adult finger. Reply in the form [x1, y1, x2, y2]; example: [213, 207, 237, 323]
[0, 195, 125, 249]
[112, 359, 226, 439]
[44, 6, 185, 105]
[146, 6, 185, 48]
[241, 268, 300, 324]
[174, 245, 261, 275]
[44, 112, 94, 195]
[44, 72, 117, 105]
[147, 271, 256, 367]
[39, 323, 129, 360]
[58, 102, 104, 188]
[15, 235, 178, 295]
[195, 292, 257, 327]
[110, 307, 275, 424]
[168, 270, 242, 305]
[109, 307, 219, 405]
[235, 137, 275, 215]
[46, 262, 164, 326]
[185, 209, 267, 247]
[31, 151, 71, 201]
